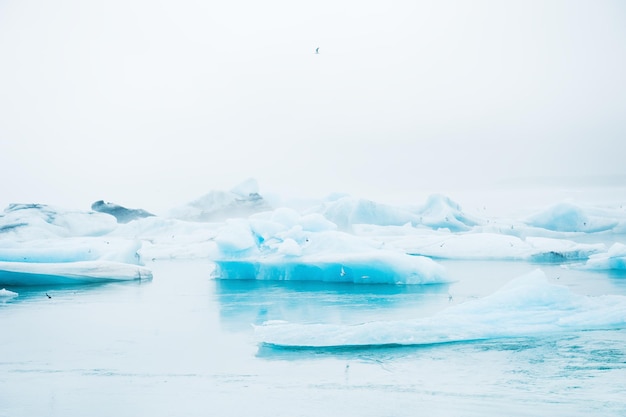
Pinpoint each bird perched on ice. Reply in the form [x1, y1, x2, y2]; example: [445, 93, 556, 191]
[315, 47, 319, 54]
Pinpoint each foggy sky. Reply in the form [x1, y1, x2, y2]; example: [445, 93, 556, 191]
[1, 0, 625, 214]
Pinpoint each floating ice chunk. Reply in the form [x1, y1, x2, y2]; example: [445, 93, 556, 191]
[256, 269, 626, 347]
[0, 260, 152, 286]
[212, 207, 448, 284]
[0, 288, 18, 298]
[214, 252, 447, 284]
[571, 243, 626, 271]
[314, 196, 418, 231]
[110, 216, 220, 260]
[386, 232, 603, 262]
[212, 215, 449, 284]
[0, 204, 117, 239]
[416, 194, 480, 232]
[0, 238, 143, 265]
[526, 202, 617, 233]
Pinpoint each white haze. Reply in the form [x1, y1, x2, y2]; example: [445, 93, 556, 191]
[0, 0, 625, 214]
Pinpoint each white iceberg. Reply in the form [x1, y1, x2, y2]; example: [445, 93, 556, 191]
[255, 269, 626, 347]
[311, 193, 480, 232]
[312, 196, 419, 231]
[570, 243, 626, 271]
[0, 203, 118, 239]
[385, 232, 604, 261]
[0, 260, 152, 286]
[525, 202, 619, 233]
[0, 288, 18, 299]
[169, 178, 272, 222]
[415, 194, 480, 232]
[0, 203, 153, 285]
[0, 237, 143, 265]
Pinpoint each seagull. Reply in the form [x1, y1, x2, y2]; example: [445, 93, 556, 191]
[315, 47, 319, 54]
[340, 267, 346, 277]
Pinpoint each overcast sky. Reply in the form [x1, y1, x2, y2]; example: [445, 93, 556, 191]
[1, 0, 625, 213]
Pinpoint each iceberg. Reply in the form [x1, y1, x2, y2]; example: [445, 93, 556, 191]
[0, 260, 152, 286]
[255, 269, 626, 348]
[169, 178, 272, 222]
[415, 194, 480, 232]
[0, 203, 153, 286]
[312, 196, 419, 231]
[0, 203, 118, 239]
[109, 216, 220, 260]
[570, 243, 626, 271]
[211, 209, 449, 285]
[386, 233, 604, 261]
[311, 193, 480, 232]
[525, 202, 619, 233]
[0, 238, 143, 265]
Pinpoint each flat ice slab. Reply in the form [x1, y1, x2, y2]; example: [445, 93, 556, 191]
[255, 269, 626, 348]
[0, 260, 152, 286]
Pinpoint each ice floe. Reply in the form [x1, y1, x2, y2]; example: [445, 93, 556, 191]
[0, 260, 152, 286]
[255, 269, 626, 348]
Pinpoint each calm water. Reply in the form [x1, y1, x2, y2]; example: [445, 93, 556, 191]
[1, 259, 625, 417]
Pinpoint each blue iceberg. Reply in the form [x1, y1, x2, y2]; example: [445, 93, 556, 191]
[211, 209, 449, 285]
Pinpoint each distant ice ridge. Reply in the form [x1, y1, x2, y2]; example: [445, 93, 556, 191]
[91, 200, 155, 223]
[169, 178, 272, 222]
[381, 232, 604, 261]
[211, 208, 449, 284]
[525, 202, 625, 233]
[255, 269, 626, 348]
[311, 193, 479, 232]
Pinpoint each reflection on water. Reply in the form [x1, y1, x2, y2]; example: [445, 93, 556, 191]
[213, 279, 451, 330]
